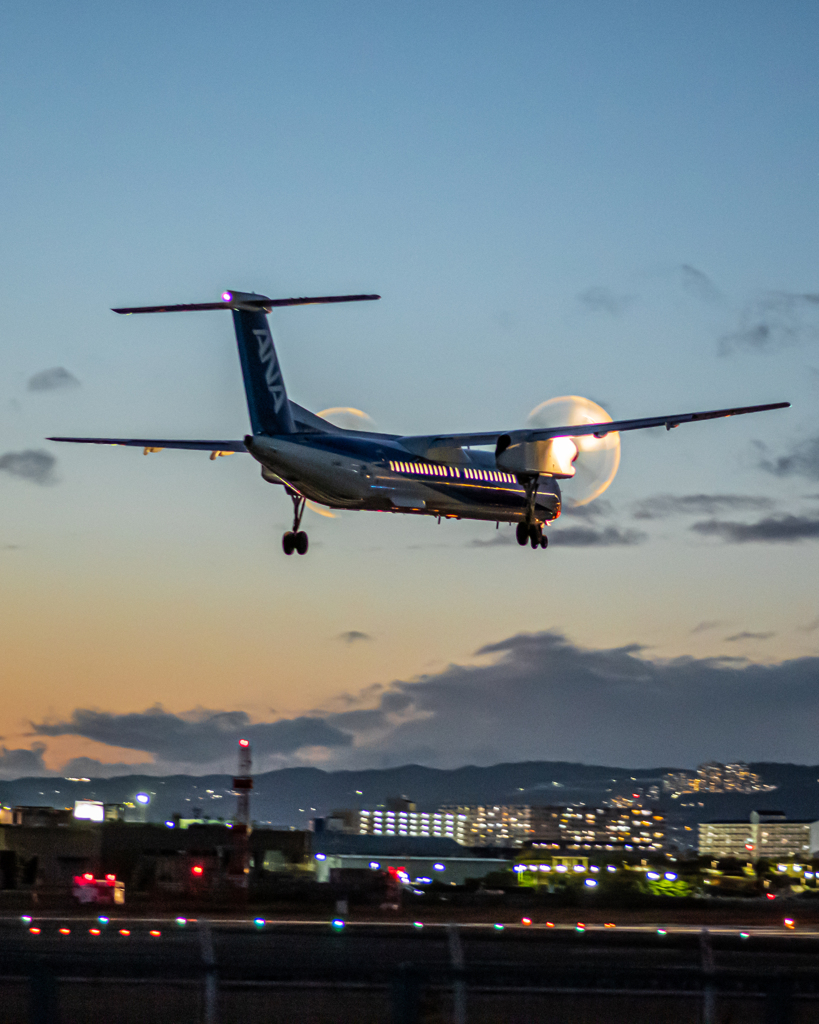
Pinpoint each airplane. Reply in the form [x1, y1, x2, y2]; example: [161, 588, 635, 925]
[49, 290, 789, 555]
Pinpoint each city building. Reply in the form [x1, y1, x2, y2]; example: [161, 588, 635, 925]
[311, 833, 509, 885]
[698, 811, 819, 860]
[664, 762, 776, 797]
[529, 806, 666, 853]
[439, 805, 533, 846]
[334, 801, 666, 850]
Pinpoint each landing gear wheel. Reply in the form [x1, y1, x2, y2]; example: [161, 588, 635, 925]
[529, 524, 541, 549]
[282, 532, 296, 555]
[516, 523, 529, 546]
[540, 533, 548, 549]
[295, 531, 309, 555]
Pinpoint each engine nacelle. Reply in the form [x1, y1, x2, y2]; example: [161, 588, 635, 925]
[495, 435, 577, 477]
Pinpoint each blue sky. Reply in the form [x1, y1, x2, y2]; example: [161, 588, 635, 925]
[1, 1, 818, 776]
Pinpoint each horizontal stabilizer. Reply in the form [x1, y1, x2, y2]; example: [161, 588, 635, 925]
[48, 437, 248, 452]
[113, 292, 380, 314]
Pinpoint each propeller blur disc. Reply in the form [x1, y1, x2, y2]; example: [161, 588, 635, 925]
[526, 395, 620, 506]
[318, 407, 378, 431]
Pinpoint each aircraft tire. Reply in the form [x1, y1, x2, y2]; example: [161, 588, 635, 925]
[295, 531, 309, 555]
[540, 534, 548, 549]
[515, 523, 529, 546]
[282, 532, 296, 555]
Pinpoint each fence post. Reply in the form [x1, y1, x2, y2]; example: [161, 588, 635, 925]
[700, 928, 716, 1024]
[199, 919, 218, 1024]
[30, 958, 59, 1024]
[447, 924, 467, 1024]
[392, 963, 420, 1024]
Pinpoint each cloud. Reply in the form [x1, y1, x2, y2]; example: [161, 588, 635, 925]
[468, 523, 646, 548]
[27, 367, 80, 391]
[59, 757, 159, 778]
[0, 449, 57, 485]
[577, 286, 634, 315]
[679, 264, 721, 304]
[337, 631, 373, 644]
[31, 705, 354, 765]
[692, 515, 819, 543]
[328, 630, 819, 768]
[719, 292, 819, 355]
[633, 493, 774, 520]
[0, 742, 50, 779]
[798, 617, 819, 633]
[724, 632, 775, 643]
[690, 620, 723, 634]
[550, 526, 647, 547]
[757, 436, 819, 482]
[562, 500, 613, 520]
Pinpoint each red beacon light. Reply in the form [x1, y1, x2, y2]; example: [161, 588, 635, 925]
[191, 864, 204, 876]
[239, 739, 249, 748]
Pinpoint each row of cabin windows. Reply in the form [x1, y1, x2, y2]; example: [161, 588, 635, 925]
[388, 460, 516, 485]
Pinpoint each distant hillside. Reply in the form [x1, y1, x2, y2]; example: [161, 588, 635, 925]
[2, 760, 817, 833]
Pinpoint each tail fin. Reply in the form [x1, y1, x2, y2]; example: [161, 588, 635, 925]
[230, 301, 295, 435]
[111, 288, 380, 437]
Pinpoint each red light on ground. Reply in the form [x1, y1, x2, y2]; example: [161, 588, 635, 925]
[105, 874, 115, 881]
[546, 921, 555, 928]
[83, 873, 93, 881]
[89, 928, 101, 936]
[119, 929, 130, 936]
[604, 922, 616, 928]
[239, 739, 249, 747]
[521, 917, 532, 926]
[150, 930, 161, 937]
[29, 927, 41, 935]
[191, 864, 204, 876]
[59, 928, 71, 935]
[767, 893, 776, 900]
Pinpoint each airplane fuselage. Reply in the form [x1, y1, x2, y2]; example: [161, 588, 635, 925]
[247, 432, 562, 524]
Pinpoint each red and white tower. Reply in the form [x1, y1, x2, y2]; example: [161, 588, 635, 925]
[234, 738, 253, 828]
[231, 738, 253, 888]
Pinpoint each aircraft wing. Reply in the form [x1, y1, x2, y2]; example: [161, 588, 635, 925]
[399, 401, 790, 452]
[48, 437, 248, 451]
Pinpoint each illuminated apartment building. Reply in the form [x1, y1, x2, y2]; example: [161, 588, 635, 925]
[529, 806, 666, 853]
[699, 811, 819, 860]
[356, 808, 471, 844]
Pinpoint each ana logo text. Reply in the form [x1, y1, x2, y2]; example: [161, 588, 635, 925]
[253, 330, 286, 413]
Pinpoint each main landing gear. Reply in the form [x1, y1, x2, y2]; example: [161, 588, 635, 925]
[516, 522, 548, 549]
[516, 472, 548, 550]
[282, 491, 308, 555]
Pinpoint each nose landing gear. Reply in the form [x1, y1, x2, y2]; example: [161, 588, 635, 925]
[282, 490, 309, 555]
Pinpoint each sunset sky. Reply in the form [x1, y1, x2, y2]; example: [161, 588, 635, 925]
[1, 1, 818, 778]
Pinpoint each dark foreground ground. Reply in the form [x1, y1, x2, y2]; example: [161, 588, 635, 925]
[2, 914, 819, 1023]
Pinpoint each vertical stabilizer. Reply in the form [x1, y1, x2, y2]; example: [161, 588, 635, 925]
[231, 303, 296, 436]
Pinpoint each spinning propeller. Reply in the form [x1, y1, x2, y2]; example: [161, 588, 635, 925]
[526, 396, 620, 507]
